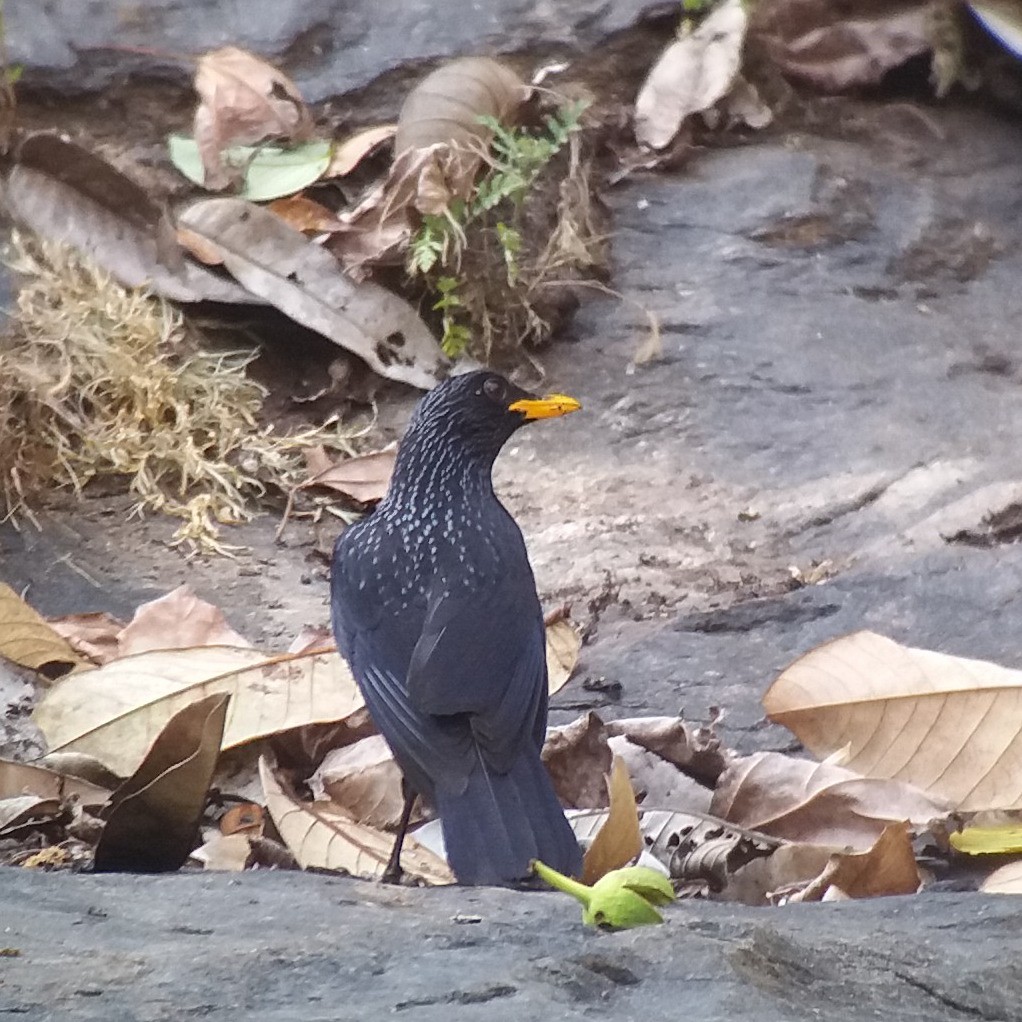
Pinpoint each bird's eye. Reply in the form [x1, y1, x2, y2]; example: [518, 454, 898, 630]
[482, 377, 504, 401]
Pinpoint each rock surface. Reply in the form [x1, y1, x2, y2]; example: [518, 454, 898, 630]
[2, 868, 1019, 1022]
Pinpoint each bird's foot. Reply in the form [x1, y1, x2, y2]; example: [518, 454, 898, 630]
[381, 863, 405, 885]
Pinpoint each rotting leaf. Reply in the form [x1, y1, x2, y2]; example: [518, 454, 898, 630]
[749, 0, 933, 93]
[635, 0, 748, 150]
[94, 693, 230, 872]
[765, 631, 1022, 811]
[582, 757, 643, 884]
[711, 750, 951, 849]
[192, 46, 314, 191]
[0, 582, 82, 677]
[176, 197, 449, 390]
[33, 646, 362, 778]
[259, 752, 453, 884]
[3, 134, 258, 305]
[116, 585, 251, 656]
[543, 712, 613, 809]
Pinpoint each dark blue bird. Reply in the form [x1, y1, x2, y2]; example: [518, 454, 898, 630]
[330, 370, 583, 885]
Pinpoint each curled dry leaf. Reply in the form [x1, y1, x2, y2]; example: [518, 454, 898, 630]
[3, 135, 257, 304]
[635, 0, 748, 150]
[543, 712, 613, 809]
[748, 0, 933, 93]
[259, 753, 452, 884]
[47, 612, 125, 666]
[117, 585, 251, 656]
[582, 757, 643, 884]
[711, 750, 951, 850]
[176, 197, 449, 390]
[788, 822, 921, 902]
[0, 795, 62, 834]
[94, 693, 230, 873]
[325, 124, 397, 178]
[0, 582, 83, 676]
[308, 734, 410, 830]
[192, 46, 314, 191]
[605, 714, 727, 786]
[765, 631, 1022, 811]
[33, 646, 362, 778]
[723, 842, 836, 906]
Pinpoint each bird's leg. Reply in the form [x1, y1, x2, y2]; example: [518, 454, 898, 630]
[382, 782, 417, 885]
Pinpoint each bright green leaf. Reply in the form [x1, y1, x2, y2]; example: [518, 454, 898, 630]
[168, 135, 333, 203]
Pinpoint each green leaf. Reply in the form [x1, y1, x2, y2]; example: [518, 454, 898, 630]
[167, 135, 332, 203]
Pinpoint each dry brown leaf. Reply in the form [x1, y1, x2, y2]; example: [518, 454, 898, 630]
[0, 757, 110, 806]
[267, 194, 344, 234]
[193, 46, 314, 190]
[723, 842, 837, 906]
[325, 124, 397, 178]
[308, 734, 410, 830]
[220, 803, 264, 836]
[47, 612, 125, 666]
[117, 585, 251, 656]
[174, 224, 225, 266]
[0, 582, 83, 676]
[0, 794, 61, 833]
[259, 753, 452, 883]
[711, 750, 950, 850]
[546, 618, 581, 696]
[582, 757, 643, 884]
[298, 445, 396, 504]
[543, 712, 612, 809]
[749, 0, 932, 92]
[765, 631, 1022, 812]
[4, 135, 256, 304]
[94, 693, 230, 872]
[635, 0, 747, 149]
[605, 715, 727, 785]
[33, 646, 362, 778]
[176, 197, 449, 390]
[395, 57, 527, 180]
[980, 859, 1022, 894]
[799, 822, 920, 901]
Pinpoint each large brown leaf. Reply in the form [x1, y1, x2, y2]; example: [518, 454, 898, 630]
[711, 750, 950, 849]
[259, 753, 452, 884]
[543, 712, 613, 809]
[176, 197, 449, 389]
[94, 693, 230, 872]
[765, 631, 1022, 811]
[33, 647, 361, 777]
[3, 135, 257, 304]
[582, 757, 643, 884]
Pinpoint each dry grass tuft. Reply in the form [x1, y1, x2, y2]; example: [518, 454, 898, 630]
[0, 234, 351, 554]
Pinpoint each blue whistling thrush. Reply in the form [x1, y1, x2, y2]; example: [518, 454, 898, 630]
[330, 370, 583, 885]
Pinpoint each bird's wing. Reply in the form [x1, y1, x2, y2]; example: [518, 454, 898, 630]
[331, 529, 475, 795]
[406, 568, 548, 770]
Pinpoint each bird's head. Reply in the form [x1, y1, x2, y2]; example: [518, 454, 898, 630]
[407, 370, 581, 461]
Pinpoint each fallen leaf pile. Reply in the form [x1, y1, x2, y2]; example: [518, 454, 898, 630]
[5, 577, 1022, 914]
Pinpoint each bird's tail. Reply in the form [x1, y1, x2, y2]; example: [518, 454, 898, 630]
[436, 747, 582, 886]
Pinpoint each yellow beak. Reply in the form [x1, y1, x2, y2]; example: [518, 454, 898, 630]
[508, 393, 581, 420]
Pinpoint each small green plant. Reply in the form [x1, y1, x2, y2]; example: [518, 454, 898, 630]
[408, 101, 589, 358]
